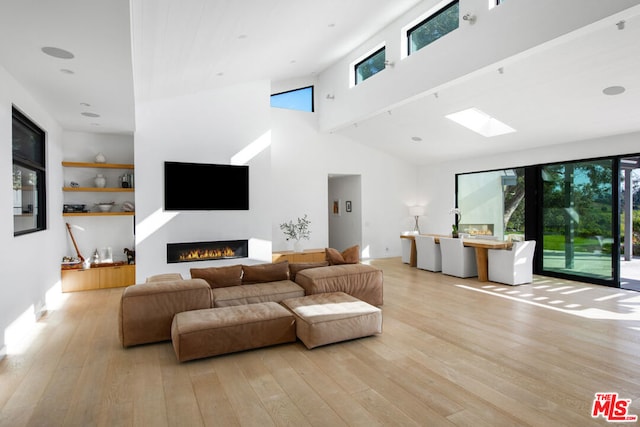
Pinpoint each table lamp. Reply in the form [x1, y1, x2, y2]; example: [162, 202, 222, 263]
[409, 206, 425, 234]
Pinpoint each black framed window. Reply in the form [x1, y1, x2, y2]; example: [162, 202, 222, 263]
[12, 107, 46, 235]
[407, 1, 459, 56]
[354, 46, 386, 85]
[270, 86, 314, 112]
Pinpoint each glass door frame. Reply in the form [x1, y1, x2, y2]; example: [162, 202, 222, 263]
[528, 157, 620, 288]
[455, 153, 638, 289]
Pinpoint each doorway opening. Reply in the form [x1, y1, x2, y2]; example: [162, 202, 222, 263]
[328, 174, 362, 251]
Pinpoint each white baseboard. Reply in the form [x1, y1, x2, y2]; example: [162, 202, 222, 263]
[0, 345, 6, 360]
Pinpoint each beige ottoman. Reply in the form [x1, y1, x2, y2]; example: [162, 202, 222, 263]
[281, 292, 382, 349]
[171, 302, 296, 362]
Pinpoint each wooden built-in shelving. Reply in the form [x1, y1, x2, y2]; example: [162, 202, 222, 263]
[63, 211, 135, 217]
[63, 187, 134, 192]
[62, 161, 134, 169]
[62, 160, 135, 216]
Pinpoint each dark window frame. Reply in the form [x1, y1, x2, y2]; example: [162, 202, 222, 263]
[354, 46, 386, 85]
[454, 152, 640, 289]
[270, 85, 314, 112]
[12, 106, 46, 236]
[407, 0, 459, 56]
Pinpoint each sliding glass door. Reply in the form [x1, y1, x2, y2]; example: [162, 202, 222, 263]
[539, 159, 616, 284]
[456, 157, 621, 287]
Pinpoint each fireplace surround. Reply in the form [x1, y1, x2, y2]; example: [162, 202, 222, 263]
[167, 239, 248, 263]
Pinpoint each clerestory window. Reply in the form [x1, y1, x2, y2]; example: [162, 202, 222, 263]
[407, 0, 459, 56]
[354, 46, 386, 85]
[270, 86, 314, 112]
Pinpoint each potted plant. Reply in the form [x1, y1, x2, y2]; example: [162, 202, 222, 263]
[280, 214, 311, 252]
[449, 208, 461, 238]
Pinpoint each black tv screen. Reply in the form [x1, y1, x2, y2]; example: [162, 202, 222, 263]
[164, 161, 249, 210]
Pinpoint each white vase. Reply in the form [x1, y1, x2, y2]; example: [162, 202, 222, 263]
[95, 152, 106, 163]
[294, 240, 303, 253]
[94, 174, 106, 188]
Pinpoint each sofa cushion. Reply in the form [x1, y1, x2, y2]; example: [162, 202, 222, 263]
[190, 265, 243, 289]
[242, 261, 289, 284]
[325, 245, 360, 265]
[295, 264, 383, 306]
[289, 261, 329, 281]
[211, 280, 304, 307]
[146, 273, 183, 283]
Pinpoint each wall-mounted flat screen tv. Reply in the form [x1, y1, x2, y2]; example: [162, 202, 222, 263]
[164, 161, 249, 210]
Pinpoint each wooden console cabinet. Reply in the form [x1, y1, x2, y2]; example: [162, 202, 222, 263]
[61, 264, 135, 292]
[272, 249, 326, 263]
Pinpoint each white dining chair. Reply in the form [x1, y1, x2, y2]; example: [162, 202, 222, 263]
[415, 235, 442, 272]
[401, 237, 412, 264]
[488, 240, 536, 285]
[439, 237, 478, 278]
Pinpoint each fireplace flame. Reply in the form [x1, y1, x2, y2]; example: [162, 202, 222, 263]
[178, 246, 236, 261]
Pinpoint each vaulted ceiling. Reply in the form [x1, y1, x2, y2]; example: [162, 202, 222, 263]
[1, 0, 639, 165]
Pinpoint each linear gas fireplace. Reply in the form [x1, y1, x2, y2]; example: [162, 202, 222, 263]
[167, 239, 248, 263]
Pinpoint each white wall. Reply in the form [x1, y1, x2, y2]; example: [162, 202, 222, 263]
[418, 132, 640, 235]
[271, 104, 419, 259]
[317, 0, 640, 132]
[328, 175, 362, 252]
[0, 65, 66, 356]
[62, 131, 135, 263]
[134, 81, 273, 281]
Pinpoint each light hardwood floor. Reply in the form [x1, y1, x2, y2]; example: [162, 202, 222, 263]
[1, 258, 639, 426]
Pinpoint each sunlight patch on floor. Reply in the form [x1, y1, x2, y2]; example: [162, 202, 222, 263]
[456, 284, 640, 321]
[4, 305, 46, 356]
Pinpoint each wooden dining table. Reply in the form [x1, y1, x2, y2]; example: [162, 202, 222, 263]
[400, 234, 512, 282]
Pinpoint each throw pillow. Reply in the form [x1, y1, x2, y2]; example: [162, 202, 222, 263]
[289, 261, 329, 281]
[190, 265, 243, 289]
[242, 261, 289, 284]
[145, 273, 183, 283]
[342, 244, 360, 263]
[325, 245, 360, 265]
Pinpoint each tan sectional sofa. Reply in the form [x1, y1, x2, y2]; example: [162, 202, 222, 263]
[118, 259, 384, 352]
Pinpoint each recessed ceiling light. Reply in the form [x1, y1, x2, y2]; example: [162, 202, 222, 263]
[411, 136, 423, 142]
[41, 46, 74, 59]
[445, 107, 516, 137]
[328, 23, 335, 28]
[81, 112, 100, 118]
[603, 86, 625, 96]
[60, 69, 74, 74]
[237, 34, 247, 39]
[80, 102, 91, 107]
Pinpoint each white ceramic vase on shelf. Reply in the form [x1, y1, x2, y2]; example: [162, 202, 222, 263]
[94, 174, 106, 188]
[95, 152, 106, 163]
[293, 240, 303, 253]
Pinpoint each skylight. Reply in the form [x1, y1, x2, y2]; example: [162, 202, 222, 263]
[445, 108, 516, 137]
